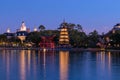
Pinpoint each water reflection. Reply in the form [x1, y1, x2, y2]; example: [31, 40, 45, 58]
[6, 50, 10, 80]
[27, 50, 31, 74]
[59, 51, 69, 80]
[1, 49, 120, 80]
[108, 52, 111, 71]
[96, 51, 112, 79]
[19, 50, 26, 80]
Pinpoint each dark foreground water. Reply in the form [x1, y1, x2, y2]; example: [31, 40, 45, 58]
[0, 49, 120, 80]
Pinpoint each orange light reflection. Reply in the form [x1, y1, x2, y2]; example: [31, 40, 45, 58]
[20, 50, 26, 80]
[59, 51, 69, 80]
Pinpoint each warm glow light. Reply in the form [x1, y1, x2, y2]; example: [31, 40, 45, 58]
[59, 27, 69, 45]
[43, 48, 46, 52]
[60, 32, 68, 35]
[59, 51, 69, 80]
[6, 51, 10, 80]
[20, 50, 26, 80]
[27, 50, 31, 72]
[59, 39, 69, 41]
[60, 36, 69, 38]
[108, 52, 111, 71]
[17, 36, 26, 43]
[61, 28, 67, 31]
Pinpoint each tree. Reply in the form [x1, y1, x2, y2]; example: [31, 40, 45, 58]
[0, 34, 7, 46]
[69, 30, 87, 47]
[109, 31, 120, 48]
[88, 30, 99, 47]
[39, 25, 45, 31]
[68, 23, 76, 30]
[76, 24, 83, 32]
[0, 34, 7, 42]
[59, 22, 76, 30]
[26, 32, 41, 47]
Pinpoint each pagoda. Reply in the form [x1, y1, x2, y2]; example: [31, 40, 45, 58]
[59, 26, 69, 46]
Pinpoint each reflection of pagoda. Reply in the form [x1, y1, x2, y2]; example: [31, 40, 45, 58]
[59, 26, 69, 46]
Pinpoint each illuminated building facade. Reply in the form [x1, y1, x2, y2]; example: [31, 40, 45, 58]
[59, 26, 69, 46]
[16, 21, 29, 43]
[104, 23, 120, 48]
[4, 28, 14, 39]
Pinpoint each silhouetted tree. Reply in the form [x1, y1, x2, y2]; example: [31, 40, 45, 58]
[0, 34, 7, 42]
[76, 24, 83, 32]
[88, 30, 99, 47]
[39, 25, 45, 31]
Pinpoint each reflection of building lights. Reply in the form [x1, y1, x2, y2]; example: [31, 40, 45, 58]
[114, 44, 116, 47]
[59, 51, 69, 80]
[27, 50, 31, 72]
[6, 51, 10, 80]
[32, 51, 37, 79]
[43, 48, 46, 52]
[108, 52, 111, 71]
[100, 52, 105, 69]
[20, 50, 26, 80]
[43, 49, 46, 80]
[117, 44, 119, 47]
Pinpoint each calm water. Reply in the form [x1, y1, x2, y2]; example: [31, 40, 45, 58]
[0, 49, 120, 80]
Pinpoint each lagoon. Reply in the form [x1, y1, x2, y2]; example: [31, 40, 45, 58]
[0, 49, 120, 80]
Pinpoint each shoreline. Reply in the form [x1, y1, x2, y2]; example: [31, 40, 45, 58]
[0, 47, 120, 52]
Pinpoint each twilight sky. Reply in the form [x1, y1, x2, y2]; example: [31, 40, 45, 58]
[0, 0, 120, 34]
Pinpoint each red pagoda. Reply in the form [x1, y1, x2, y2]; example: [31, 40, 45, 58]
[39, 36, 55, 48]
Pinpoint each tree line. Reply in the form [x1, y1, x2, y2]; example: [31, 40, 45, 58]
[0, 22, 120, 49]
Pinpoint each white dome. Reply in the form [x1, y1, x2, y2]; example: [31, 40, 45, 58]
[20, 21, 27, 31]
[7, 28, 10, 33]
[34, 27, 37, 31]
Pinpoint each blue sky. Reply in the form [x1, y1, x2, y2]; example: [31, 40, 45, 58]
[0, 0, 120, 34]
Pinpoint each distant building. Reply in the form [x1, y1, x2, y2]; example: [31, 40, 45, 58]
[105, 23, 120, 39]
[4, 28, 14, 39]
[110, 23, 120, 34]
[16, 21, 29, 43]
[104, 23, 120, 48]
